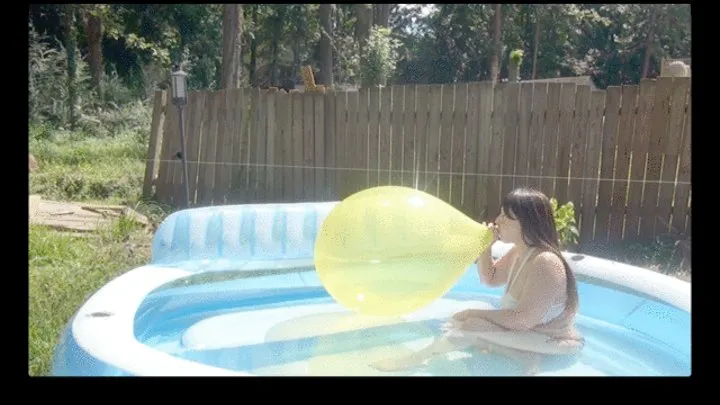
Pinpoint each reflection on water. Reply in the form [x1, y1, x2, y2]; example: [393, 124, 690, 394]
[175, 309, 688, 376]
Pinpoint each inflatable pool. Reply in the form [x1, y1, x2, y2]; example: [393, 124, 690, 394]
[50, 202, 691, 376]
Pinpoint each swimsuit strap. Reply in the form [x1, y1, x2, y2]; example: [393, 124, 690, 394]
[505, 247, 536, 294]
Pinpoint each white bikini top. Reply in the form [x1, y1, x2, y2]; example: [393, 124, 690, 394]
[500, 247, 565, 324]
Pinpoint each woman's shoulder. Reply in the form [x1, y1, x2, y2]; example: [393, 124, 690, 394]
[529, 250, 567, 282]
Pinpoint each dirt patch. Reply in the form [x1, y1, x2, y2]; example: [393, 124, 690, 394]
[29, 195, 149, 232]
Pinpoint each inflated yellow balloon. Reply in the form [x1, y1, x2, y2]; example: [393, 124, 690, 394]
[314, 186, 495, 317]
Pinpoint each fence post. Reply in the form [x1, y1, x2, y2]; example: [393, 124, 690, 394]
[142, 90, 167, 199]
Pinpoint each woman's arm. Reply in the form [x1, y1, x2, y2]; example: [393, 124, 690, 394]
[477, 246, 516, 287]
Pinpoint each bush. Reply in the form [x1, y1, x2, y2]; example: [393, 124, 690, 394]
[550, 198, 579, 250]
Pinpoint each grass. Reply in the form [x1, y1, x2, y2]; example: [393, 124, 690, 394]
[28, 120, 169, 376]
[28, 220, 153, 376]
[29, 127, 148, 205]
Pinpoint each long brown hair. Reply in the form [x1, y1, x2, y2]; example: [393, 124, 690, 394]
[501, 187, 580, 316]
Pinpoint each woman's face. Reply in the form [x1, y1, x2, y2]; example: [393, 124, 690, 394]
[495, 207, 523, 245]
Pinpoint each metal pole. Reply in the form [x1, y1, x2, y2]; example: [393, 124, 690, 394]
[177, 105, 191, 208]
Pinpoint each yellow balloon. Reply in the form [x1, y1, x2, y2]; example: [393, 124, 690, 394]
[314, 186, 495, 317]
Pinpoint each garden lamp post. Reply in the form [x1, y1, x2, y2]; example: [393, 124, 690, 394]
[171, 67, 191, 208]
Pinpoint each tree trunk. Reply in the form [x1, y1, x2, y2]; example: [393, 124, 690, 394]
[318, 4, 334, 86]
[249, 6, 257, 87]
[82, 11, 103, 93]
[220, 4, 244, 89]
[270, 9, 286, 86]
[63, 4, 78, 129]
[292, 6, 303, 83]
[641, 6, 658, 79]
[354, 4, 372, 54]
[374, 4, 391, 27]
[490, 4, 502, 83]
[532, 5, 541, 80]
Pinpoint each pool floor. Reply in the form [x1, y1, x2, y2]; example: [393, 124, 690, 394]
[137, 294, 690, 376]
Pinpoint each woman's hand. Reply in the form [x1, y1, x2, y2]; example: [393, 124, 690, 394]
[452, 309, 480, 322]
[474, 223, 499, 263]
[488, 222, 500, 244]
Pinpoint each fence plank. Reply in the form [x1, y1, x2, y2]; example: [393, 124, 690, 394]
[276, 92, 292, 202]
[171, 100, 190, 206]
[143, 90, 167, 199]
[209, 89, 227, 204]
[439, 84, 455, 202]
[357, 88, 370, 189]
[657, 78, 690, 235]
[595, 86, 621, 243]
[197, 91, 220, 206]
[401, 86, 417, 188]
[291, 93, 304, 201]
[414, 85, 429, 191]
[379, 87, 393, 185]
[302, 93, 314, 200]
[451, 83, 468, 208]
[333, 92, 347, 198]
[225, 89, 240, 203]
[609, 85, 638, 242]
[186, 91, 206, 205]
[488, 84, 505, 217]
[541, 83, 561, 197]
[625, 79, 655, 240]
[568, 85, 590, 219]
[324, 92, 336, 198]
[342, 90, 360, 197]
[671, 87, 691, 236]
[501, 83, 520, 196]
[580, 90, 606, 247]
[313, 93, 326, 199]
[516, 82, 533, 188]
[234, 88, 251, 203]
[256, 90, 269, 201]
[264, 91, 278, 201]
[528, 82, 547, 190]
[461, 83, 480, 216]
[213, 89, 234, 203]
[640, 77, 673, 239]
[157, 99, 179, 206]
[424, 85, 441, 196]
[555, 83, 576, 204]
[368, 87, 380, 186]
[390, 86, 404, 186]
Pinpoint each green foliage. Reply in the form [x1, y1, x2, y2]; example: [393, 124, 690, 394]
[359, 26, 402, 87]
[29, 21, 157, 135]
[550, 198, 579, 250]
[510, 49, 524, 65]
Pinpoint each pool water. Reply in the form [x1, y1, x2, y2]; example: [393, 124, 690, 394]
[135, 283, 690, 377]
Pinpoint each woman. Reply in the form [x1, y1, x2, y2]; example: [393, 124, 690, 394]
[370, 187, 585, 375]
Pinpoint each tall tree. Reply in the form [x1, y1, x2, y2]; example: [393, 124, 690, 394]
[318, 4, 334, 86]
[531, 5, 541, 79]
[220, 4, 243, 89]
[80, 6, 104, 92]
[490, 4, 502, 83]
[354, 4, 372, 54]
[375, 4, 391, 27]
[641, 4, 658, 78]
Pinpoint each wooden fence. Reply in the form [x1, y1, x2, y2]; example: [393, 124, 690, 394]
[144, 77, 691, 248]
